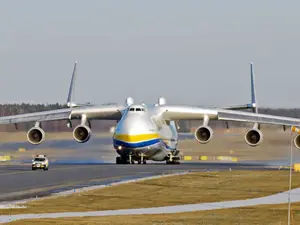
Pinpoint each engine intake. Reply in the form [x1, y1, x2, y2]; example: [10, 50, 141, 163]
[244, 129, 263, 146]
[73, 125, 91, 143]
[294, 134, 300, 150]
[27, 127, 45, 145]
[194, 126, 213, 144]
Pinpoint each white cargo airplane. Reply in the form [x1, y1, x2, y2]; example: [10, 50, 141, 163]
[2, 62, 300, 164]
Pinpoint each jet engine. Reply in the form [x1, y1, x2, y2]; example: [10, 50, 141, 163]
[73, 125, 91, 143]
[27, 127, 45, 145]
[194, 125, 213, 144]
[244, 128, 263, 146]
[294, 134, 300, 150]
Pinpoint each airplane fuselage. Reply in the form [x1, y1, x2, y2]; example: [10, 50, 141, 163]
[113, 104, 179, 163]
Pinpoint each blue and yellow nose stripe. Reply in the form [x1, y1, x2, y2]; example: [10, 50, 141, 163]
[113, 133, 160, 142]
[113, 133, 161, 148]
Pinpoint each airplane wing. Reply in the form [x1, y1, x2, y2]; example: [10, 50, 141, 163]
[0, 105, 126, 125]
[0, 108, 72, 125]
[160, 106, 300, 127]
[217, 109, 300, 127]
[70, 105, 126, 120]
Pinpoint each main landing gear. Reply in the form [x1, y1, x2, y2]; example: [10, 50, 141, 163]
[137, 153, 146, 164]
[116, 153, 147, 164]
[166, 153, 180, 164]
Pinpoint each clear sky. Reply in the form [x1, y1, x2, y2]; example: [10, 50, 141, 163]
[0, 0, 299, 108]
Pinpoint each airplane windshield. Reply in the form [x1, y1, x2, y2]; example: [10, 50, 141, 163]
[128, 107, 145, 112]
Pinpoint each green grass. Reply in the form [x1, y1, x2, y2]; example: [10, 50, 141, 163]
[8, 203, 299, 225]
[1, 170, 300, 216]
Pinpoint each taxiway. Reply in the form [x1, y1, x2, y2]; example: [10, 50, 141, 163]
[0, 162, 278, 202]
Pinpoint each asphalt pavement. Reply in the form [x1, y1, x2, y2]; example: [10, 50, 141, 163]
[0, 161, 277, 202]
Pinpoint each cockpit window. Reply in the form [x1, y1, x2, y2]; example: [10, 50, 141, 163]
[128, 106, 145, 112]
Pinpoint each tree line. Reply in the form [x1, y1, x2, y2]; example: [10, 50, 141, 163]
[0, 103, 298, 132]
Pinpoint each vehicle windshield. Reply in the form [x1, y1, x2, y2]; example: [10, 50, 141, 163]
[34, 158, 45, 161]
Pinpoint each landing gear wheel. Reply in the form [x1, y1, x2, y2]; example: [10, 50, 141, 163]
[129, 155, 135, 164]
[166, 159, 180, 164]
[138, 160, 141, 164]
[140, 153, 146, 165]
[116, 156, 130, 164]
[116, 157, 122, 164]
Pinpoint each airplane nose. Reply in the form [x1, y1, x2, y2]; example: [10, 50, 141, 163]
[120, 116, 151, 135]
[113, 113, 160, 149]
[125, 125, 143, 136]
[113, 126, 160, 149]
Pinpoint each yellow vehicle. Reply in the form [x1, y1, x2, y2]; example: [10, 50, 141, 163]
[32, 155, 49, 171]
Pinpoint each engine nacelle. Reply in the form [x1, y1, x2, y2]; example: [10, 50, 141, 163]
[73, 125, 91, 143]
[194, 126, 213, 144]
[294, 134, 300, 150]
[27, 127, 45, 145]
[244, 129, 263, 146]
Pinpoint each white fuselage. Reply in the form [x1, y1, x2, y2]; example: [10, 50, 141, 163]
[113, 104, 178, 161]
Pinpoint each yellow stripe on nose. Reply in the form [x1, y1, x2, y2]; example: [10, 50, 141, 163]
[114, 133, 160, 142]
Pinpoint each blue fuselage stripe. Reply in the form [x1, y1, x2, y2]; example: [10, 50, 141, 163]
[113, 138, 176, 150]
[113, 138, 161, 148]
[161, 141, 176, 150]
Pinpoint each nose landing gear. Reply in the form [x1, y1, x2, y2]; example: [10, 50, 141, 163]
[116, 156, 125, 164]
[116, 156, 133, 164]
